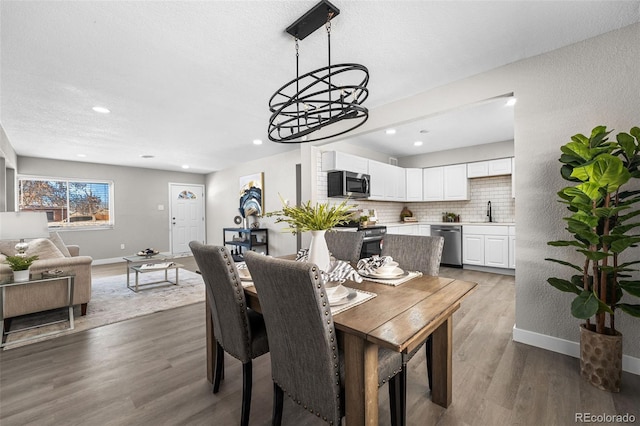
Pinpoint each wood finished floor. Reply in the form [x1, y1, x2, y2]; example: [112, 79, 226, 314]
[1, 261, 639, 426]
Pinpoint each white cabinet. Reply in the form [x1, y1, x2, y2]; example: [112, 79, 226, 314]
[463, 225, 512, 269]
[422, 165, 468, 201]
[422, 167, 444, 201]
[405, 168, 423, 202]
[387, 224, 418, 235]
[463, 234, 484, 265]
[321, 151, 369, 174]
[467, 158, 513, 178]
[418, 224, 431, 236]
[369, 160, 405, 201]
[443, 164, 469, 200]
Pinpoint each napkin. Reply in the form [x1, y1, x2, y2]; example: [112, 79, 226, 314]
[356, 256, 395, 275]
[321, 259, 363, 284]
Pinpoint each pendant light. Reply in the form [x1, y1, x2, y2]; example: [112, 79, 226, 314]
[268, 0, 369, 143]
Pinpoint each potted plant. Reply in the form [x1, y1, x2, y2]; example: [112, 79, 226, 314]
[267, 197, 354, 270]
[4, 255, 39, 282]
[546, 125, 640, 392]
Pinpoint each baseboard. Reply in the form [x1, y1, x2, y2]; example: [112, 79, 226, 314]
[512, 325, 640, 375]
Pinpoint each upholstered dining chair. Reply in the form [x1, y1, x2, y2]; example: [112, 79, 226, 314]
[380, 234, 444, 423]
[244, 251, 405, 426]
[189, 241, 269, 426]
[325, 230, 365, 264]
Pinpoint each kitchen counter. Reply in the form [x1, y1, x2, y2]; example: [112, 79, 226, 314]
[381, 221, 515, 227]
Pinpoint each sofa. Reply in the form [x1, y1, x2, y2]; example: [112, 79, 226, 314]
[0, 232, 93, 319]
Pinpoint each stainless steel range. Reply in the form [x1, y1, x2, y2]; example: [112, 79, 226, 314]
[334, 223, 387, 258]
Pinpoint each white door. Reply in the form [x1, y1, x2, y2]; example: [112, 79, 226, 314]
[170, 183, 205, 254]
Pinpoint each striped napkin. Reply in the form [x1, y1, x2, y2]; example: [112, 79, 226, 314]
[356, 256, 395, 275]
[321, 259, 363, 284]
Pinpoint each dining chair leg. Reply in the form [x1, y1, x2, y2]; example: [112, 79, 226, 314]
[425, 335, 433, 390]
[399, 368, 407, 426]
[389, 377, 397, 426]
[213, 342, 224, 393]
[272, 382, 284, 426]
[241, 361, 252, 426]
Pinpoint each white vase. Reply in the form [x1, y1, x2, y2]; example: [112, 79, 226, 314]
[308, 230, 331, 271]
[13, 269, 30, 282]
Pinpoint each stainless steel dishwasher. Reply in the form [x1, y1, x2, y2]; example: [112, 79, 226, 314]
[431, 225, 463, 267]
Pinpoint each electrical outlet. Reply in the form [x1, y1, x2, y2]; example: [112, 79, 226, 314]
[120, 244, 125, 250]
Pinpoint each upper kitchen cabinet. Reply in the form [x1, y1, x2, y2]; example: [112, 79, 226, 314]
[467, 157, 513, 178]
[443, 164, 469, 200]
[321, 151, 369, 174]
[423, 164, 468, 201]
[369, 160, 405, 201]
[422, 166, 444, 201]
[405, 168, 423, 202]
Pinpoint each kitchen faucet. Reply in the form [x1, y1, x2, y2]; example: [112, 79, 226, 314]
[487, 201, 493, 222]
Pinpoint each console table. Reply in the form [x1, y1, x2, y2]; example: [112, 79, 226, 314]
[223, 228, 269, 262]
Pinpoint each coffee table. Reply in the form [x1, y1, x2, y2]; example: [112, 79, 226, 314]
[123, 252, 183, 292]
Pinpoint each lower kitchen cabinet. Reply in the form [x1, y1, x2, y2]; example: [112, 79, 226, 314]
[463, 225, 512, 269]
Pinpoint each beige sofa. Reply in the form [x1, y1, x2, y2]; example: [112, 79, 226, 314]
[0, 233, 93, 319]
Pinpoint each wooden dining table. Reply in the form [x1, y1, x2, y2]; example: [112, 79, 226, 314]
[205, 272, 477, 426]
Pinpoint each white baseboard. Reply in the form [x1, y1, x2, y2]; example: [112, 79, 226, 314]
[512, 325, 640, 376]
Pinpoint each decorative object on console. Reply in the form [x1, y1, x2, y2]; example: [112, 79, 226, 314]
[0, 211, 50, 257]
[239, 172, 264, 218]
[267, 0, 369, 143]
[137, 248, 159, 258]
[546, 125, 640, 392]
[400, 206, 413, 221]
[4, 255, 39, 282]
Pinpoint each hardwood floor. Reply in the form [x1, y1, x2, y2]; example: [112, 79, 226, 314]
[1, 263, 638, 425]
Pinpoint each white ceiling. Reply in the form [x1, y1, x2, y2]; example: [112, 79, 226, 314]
[2, 1, 639, 173]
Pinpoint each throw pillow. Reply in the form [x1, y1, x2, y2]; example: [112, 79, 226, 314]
[25, 238, 65, 260]
[48, 232, 72, 257]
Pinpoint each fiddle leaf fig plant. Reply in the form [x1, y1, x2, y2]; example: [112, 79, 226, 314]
[546, 125, 640, 335]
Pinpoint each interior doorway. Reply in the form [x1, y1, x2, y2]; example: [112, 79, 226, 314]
[169, 183, 205, 254]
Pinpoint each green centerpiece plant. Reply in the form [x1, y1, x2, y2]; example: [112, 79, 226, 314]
[267, 197, 355, 271]
[546, 125, 640, 392]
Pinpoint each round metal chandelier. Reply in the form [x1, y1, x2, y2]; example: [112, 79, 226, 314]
[268, 0, 369, 144]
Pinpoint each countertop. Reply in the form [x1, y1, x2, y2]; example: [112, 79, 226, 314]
[380, 221, 516, 227]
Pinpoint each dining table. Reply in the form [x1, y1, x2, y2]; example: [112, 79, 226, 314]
[204, 268, 477, 426]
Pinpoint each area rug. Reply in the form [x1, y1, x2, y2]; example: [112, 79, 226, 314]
[2, 269, 205, 349]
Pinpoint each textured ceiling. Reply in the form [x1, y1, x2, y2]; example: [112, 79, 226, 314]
[1, 1, 639, 173]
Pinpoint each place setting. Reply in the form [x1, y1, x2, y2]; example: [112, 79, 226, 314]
[357, 256, 422, 286]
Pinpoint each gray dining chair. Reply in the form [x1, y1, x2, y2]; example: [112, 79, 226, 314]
[381, 234, 444, 423]
[325, 230, 365, 264]
[244, 251, 404, 426]
[189, 241, 269, 426]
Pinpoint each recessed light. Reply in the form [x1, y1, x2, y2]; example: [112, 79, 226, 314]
[77, 154, 87, 158]
[181, 165, 190, 169]
[385, 129, 396, 135]
[505, 98, 517, 107]
[253, 139, 263, 145]
[414, 141, 423, 147]
[92, 106, 110, 114]
[140, 154, 154, 159]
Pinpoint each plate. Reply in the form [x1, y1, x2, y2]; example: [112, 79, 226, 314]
[330, 289, 357, 306]
[360, 268, 407, 279]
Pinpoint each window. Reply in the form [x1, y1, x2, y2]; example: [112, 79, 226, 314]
[18, 177, 114, 229]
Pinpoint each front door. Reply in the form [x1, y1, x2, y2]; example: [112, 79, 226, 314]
[169, 183, 205, 254]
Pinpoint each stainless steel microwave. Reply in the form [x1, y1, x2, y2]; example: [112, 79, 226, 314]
[327, 171, 370, 198]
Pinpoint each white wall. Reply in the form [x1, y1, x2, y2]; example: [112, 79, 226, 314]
[17, 157, 205, 261]
[308, 24, 640, 361]
[205, 149, 301, 258]
[399, 140, 514, 168]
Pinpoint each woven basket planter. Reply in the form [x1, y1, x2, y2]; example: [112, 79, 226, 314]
[579, 324, 622, 392]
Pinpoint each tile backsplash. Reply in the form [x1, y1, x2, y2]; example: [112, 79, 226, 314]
[316, 153, 515, 224]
